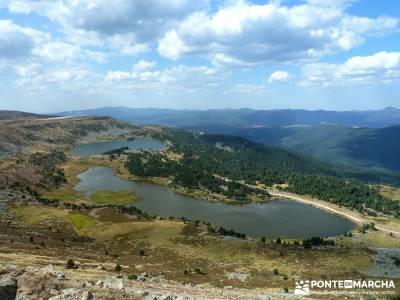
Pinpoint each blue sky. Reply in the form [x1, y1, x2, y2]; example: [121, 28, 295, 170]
[0, 0, 399, 113]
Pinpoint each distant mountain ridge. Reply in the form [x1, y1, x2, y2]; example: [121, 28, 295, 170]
[0, 110, 50, 120]
[203, 124, 400, 172]
[59, 106, 400, 128]
[58, 106, 400, 172]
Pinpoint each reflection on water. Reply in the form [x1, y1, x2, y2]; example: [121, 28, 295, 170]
[74, 166, 355, 238]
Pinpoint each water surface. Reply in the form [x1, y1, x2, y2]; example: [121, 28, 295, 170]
[74, 166, 354, 238]
[73, 137, 165, 156]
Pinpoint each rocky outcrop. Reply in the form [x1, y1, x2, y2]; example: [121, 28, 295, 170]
[0, 264, 282, 300]
[0, 276, 17, 300]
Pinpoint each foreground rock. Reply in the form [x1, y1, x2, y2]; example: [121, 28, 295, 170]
[0, 276, 17, 300]
[0, 264, 291, 300]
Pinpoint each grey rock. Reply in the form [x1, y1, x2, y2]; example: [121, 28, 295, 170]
[0, 277, 17, 300]
[48, 288, 80, 300]
[82, 290, 94, 300]
[103, 278, 124, 290]
[133, 289, 149, 297]
[40, 264, 54, 275]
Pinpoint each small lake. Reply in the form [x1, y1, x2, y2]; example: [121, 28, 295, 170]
[72, 138, 165, 156]
[74, 167, 355, 238]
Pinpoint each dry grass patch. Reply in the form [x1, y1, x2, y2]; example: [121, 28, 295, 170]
[377, 185, 400, 201]
[12, 206, 69, 225]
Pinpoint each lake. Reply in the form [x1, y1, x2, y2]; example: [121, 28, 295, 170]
[74, 166, 355, 238]
[72, 137, 165, 156]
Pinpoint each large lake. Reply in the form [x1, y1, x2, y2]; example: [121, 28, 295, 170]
[72, 138, 165, 156]
[74, 167, 355, 238]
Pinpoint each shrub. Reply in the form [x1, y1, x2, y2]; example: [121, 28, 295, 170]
[127, 274, 137, 280]
[139, 249, 145, 256]
[66, 259, 75, 269]
[194, 268, 205, 275]
[273, 268, 279, 275]
[115, 264, 122, 272]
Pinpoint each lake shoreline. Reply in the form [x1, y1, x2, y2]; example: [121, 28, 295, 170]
[73, 165, 355, 238]
[267, 190, 400, 237]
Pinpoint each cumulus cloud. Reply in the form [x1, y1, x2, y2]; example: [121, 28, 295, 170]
[158, 0, 398, 65]
[106, 65, 226, 92]
[55, 0, 208, 38]
[0, 20, 47, 59]
[1, 0, 209, 56]
[300, 51, 400, 87]
[14, 62, 97, 92]
[268, 71, 291, 83]
[233, 83, 266, 94]
[132, 59, 156, 72]
[32, 41, 106, 62]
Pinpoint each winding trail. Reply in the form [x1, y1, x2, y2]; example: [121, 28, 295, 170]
[268, 191, 400, 236]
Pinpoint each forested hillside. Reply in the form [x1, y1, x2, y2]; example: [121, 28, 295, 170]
[194, 124, 400, 172]
[125, 129, 400, 217]
[59, 107, 400, 172]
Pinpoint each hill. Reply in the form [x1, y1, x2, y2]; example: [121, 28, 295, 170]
[0, 115, 151, 156]
[127, 129, 400, 216]
[58, 106, 400, 128]
[190, 124, 400, 172]
[57, 106, 400, 172]
[0, 110, 50, 120]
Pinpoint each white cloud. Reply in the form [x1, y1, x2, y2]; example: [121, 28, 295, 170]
[32, 42, 80, 61]
[268, 71, 291, 83]
[233, 83, 265, 94]
[132, 59, 156, 72]
[55, 0, 208, 38]
[31, 41, 105, 62]
[300, 51, 400, 87]
[105, 65, 226, 92]
[212, 53, 258, 68]
[158, 0, 398, 65]
[0, 20, 47, 59]
[0, 0, 209, 56]
[14, 62, 97, 91]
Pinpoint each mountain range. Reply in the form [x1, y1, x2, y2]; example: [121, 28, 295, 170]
[58, 106, 400, 172]
[59, 106, 400, 128]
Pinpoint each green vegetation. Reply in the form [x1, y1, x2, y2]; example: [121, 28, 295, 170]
[127, 274, 137, 280]
[125, 129, 400, 217]
[66, 259, 76, 269]
[303, 237, 335, 249]
[114, 264, 122, 272]
[68, 213, 95, 230]
[103, 146, 129, 158]
[29, 150, 68, 188]
[285, 175, 399, 216]
[222, 125, 400, 173]
[90, 191, 139, 205]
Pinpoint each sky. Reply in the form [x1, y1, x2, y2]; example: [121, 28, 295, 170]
[0, 0, 399, 113]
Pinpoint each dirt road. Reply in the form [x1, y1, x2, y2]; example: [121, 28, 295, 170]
[269, 191, 400, 236]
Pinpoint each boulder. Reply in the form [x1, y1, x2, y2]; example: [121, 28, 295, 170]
[103, 278, 124, 290]
[48, 288, 80, 300]
[82, 290, 94, 300]
[0, 277, 17, 300]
